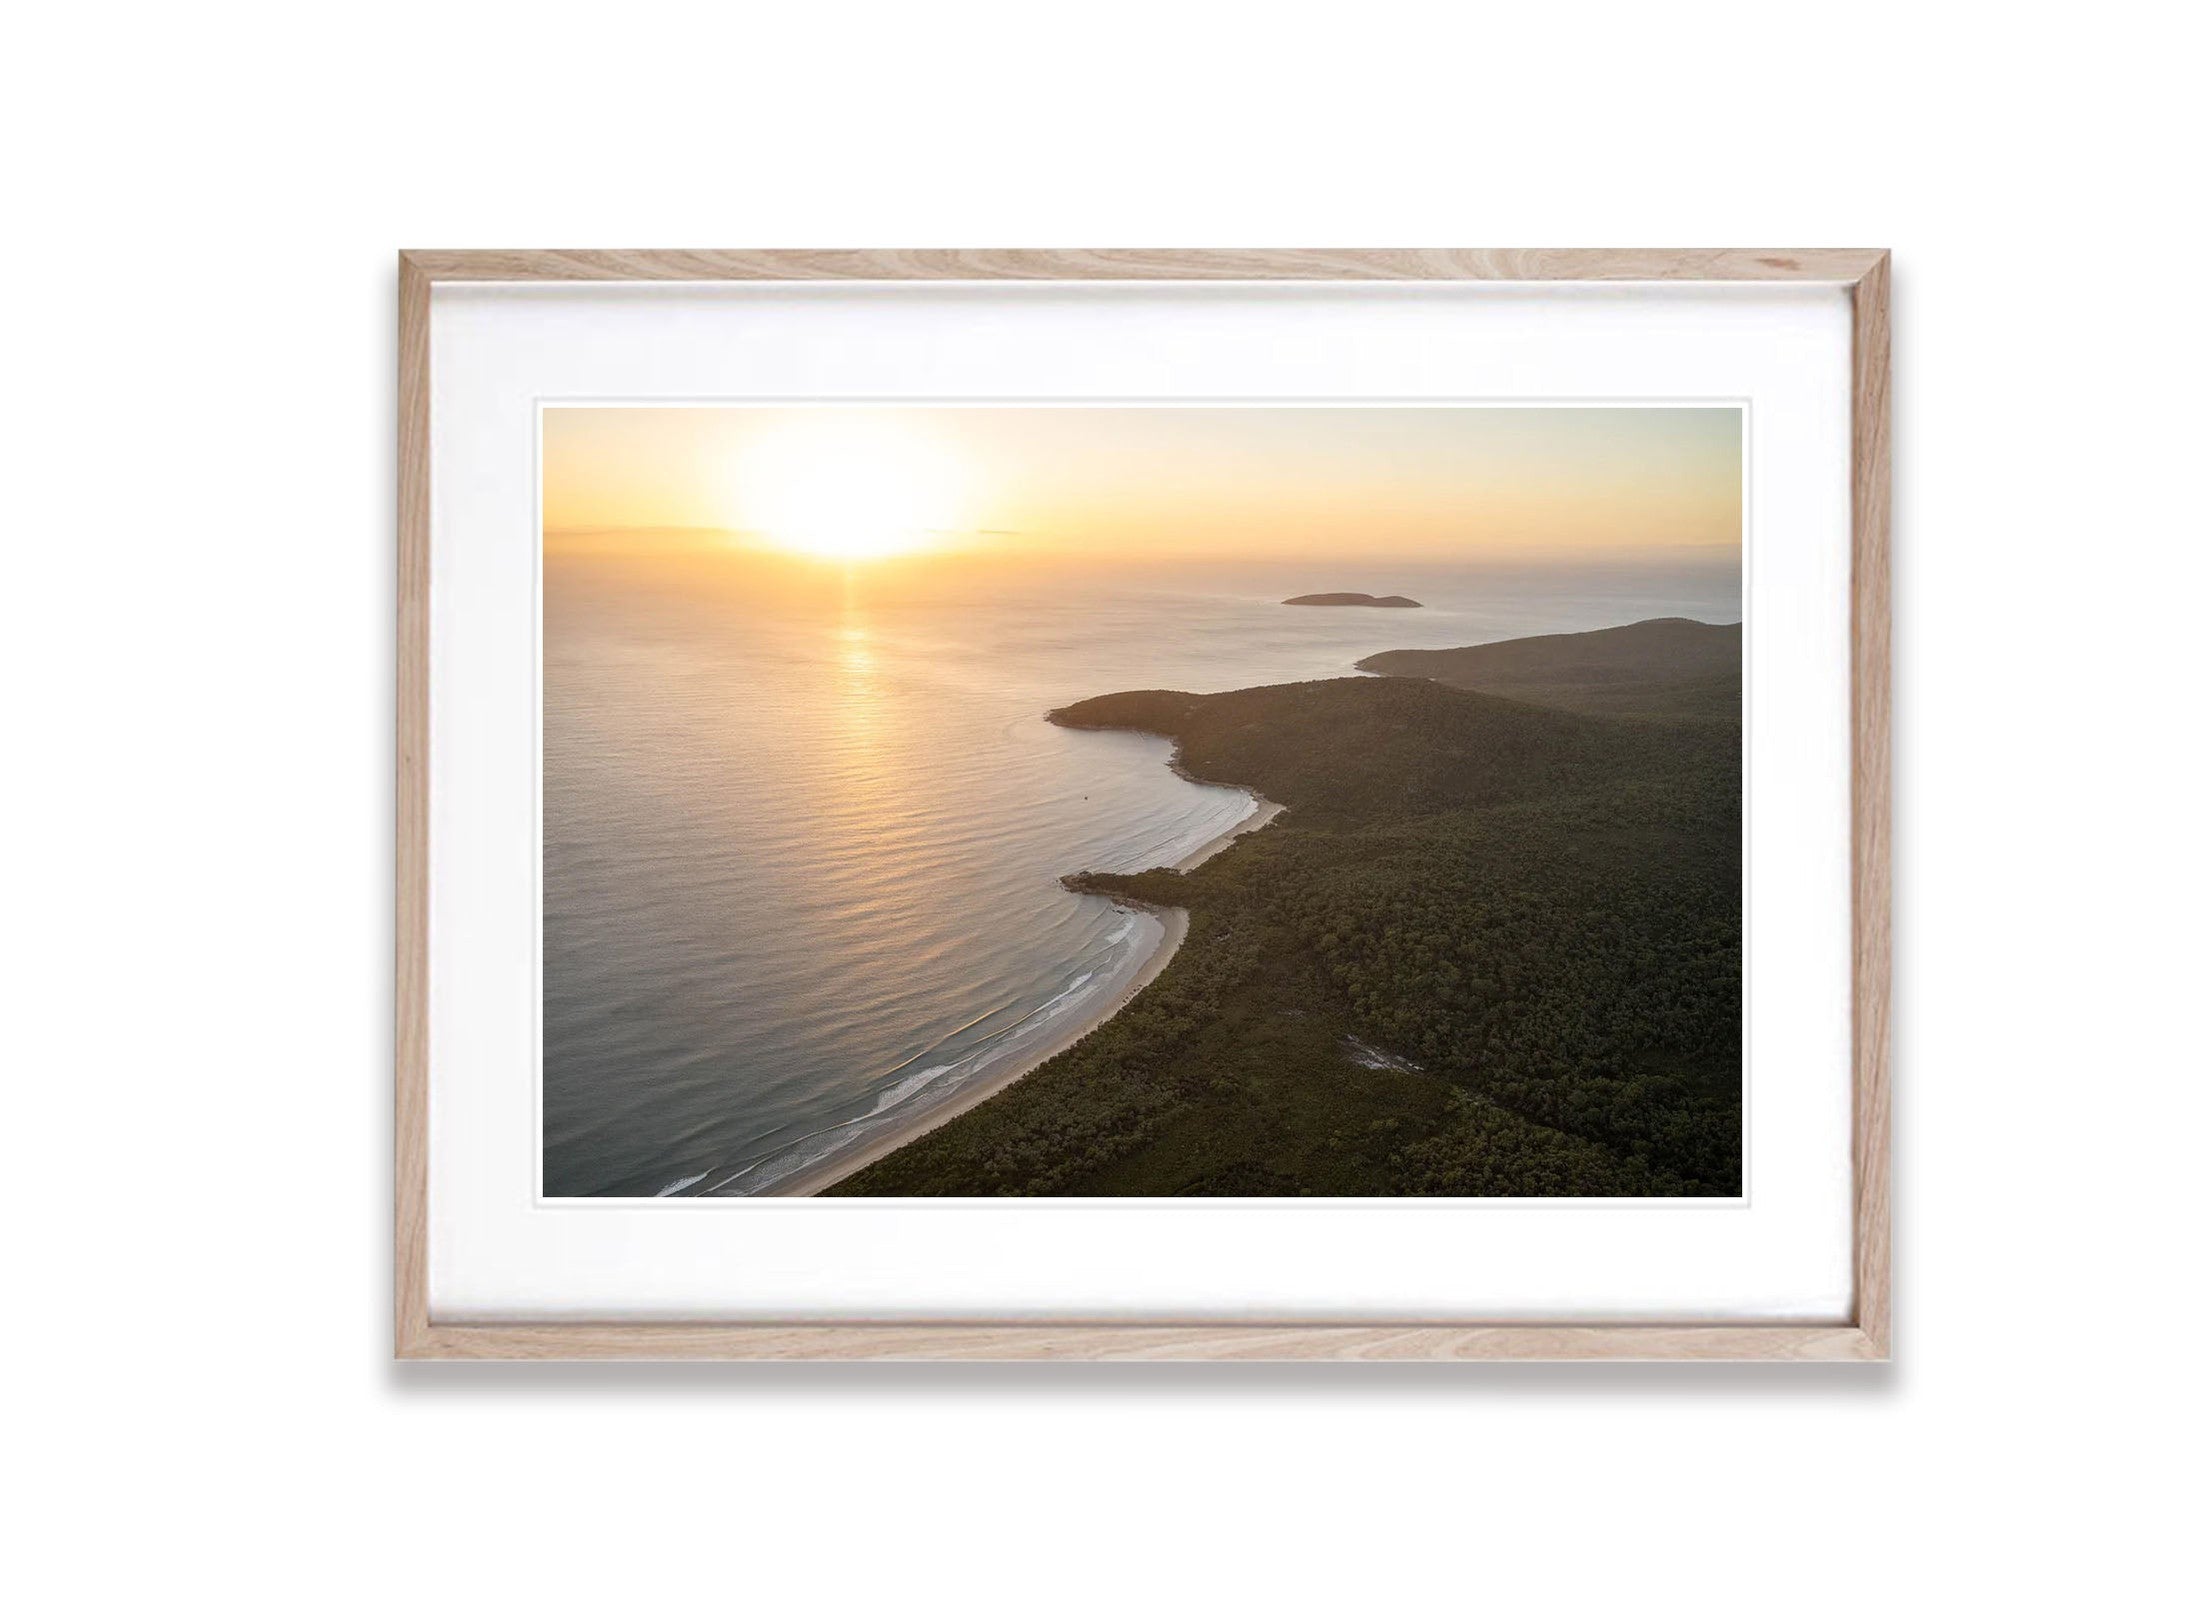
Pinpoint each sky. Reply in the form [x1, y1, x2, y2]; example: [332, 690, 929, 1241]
[542, 405, 1742, 561]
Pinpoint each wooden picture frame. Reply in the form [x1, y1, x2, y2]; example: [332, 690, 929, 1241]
[397, 249, 1890, 1360]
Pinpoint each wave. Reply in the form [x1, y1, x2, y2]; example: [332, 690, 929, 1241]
[687, 919, 1157, 1196]
[875, 1055, 965, 1113]
[642, 758, 1255, 1197]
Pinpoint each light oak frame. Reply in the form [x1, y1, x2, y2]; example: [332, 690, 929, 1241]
[397, 249, 1891, 1360]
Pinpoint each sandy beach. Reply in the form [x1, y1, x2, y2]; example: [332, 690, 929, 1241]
[1175, 796, 1284, 869]
[769, 905, 1188, 1196]
[768, 788, 1286, 1197]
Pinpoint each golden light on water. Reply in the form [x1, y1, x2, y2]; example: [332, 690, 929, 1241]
[725, 416, 968, 561]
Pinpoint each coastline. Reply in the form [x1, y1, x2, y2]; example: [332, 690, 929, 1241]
[1175, 797, 1283, 870]
[770, 782, 1286, 1198]
[768, 907, 1188, 1196]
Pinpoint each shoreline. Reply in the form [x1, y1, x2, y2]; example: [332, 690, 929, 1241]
[769, 906, 1188, 1197]
[1174, 796, 1284, 870]
[768, 780, 1287, 1198]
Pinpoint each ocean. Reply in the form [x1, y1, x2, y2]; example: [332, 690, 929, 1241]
[543, 547, 1741, 1197]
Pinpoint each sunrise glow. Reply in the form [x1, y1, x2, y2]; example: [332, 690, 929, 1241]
[543, 405, 1743, 561]
[723, 417, 968, 560]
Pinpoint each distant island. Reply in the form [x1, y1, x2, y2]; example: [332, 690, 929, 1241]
[1282, 592, 1422, 608]
[826, 617, 1741, 1199]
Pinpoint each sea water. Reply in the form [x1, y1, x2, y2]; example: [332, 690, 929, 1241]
[544, 549, 1740, 1196]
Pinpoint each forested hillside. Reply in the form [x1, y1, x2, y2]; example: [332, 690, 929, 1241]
[829, 627, 1742, 1198]
[1358, 617, 1740, 719]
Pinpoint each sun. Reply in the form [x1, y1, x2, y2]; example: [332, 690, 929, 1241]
[727, 417, 967, 560]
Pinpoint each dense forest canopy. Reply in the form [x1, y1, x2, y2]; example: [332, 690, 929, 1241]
[1359, 617, 1740, 719]
[829, 618, 1742, 1198]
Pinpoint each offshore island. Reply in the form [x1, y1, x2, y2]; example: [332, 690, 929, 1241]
[822, 617, 1742, 1199]
[1281, 591, 1422, 607]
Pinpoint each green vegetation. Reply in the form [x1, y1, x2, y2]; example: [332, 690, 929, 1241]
[1359, 616, 1740, 719]
[827, 620, 1741, 1198]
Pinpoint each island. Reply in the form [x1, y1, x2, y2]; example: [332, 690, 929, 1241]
[824, 617, 1742, 1199]
[1281, 591, 1421, 607]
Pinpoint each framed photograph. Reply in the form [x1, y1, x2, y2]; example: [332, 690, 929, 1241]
[397, 249, 1889, 1359]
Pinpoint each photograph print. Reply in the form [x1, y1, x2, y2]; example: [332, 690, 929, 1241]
[544, 404, 1743, 1200]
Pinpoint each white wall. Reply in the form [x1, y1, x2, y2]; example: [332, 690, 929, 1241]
[8, 2, 2189, 1593]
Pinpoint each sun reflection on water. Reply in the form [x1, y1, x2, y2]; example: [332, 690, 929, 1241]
[823, 575, 892, 834]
